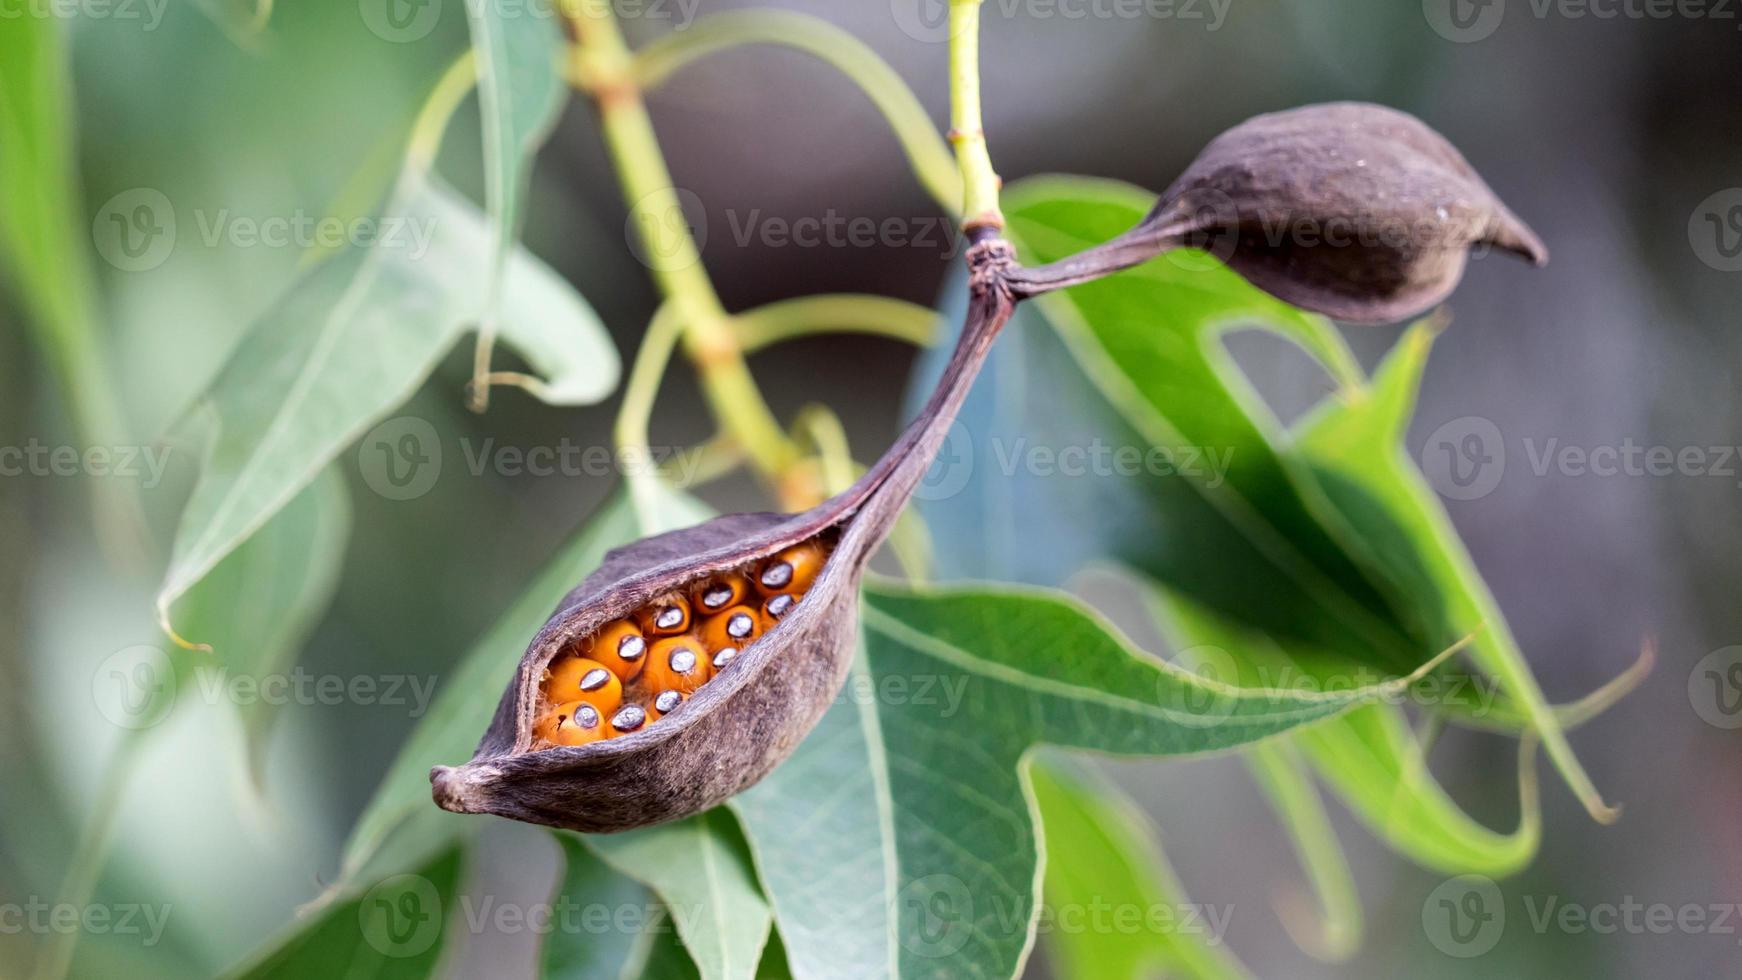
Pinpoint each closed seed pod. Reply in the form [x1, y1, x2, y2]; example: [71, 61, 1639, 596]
[580, 620, 647, 682]
[1009, 102, 1546, 324]
[692, 574, 749, 615]
[431, 240, 1022, 834]
[757, 542, 824, 595]
[699, 606, 762, 652]
[542, 657, 623, 717]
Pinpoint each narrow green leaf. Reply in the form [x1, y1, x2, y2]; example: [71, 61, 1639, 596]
[1151, 588, 1539, 878]
[0, 16, 142, 553]
[1030, 757, 1249, 980]
[157, 170, 617, 639]
[459, 4, 566, 396]
[543, 833, 660, 980]
[582, 811, 773, 980]
[730, 655, 897, 980]
[164, 466, 352, 798]
[635, 916, 704, 980]
[1243, 741, 1361, 960]
[226, 846, 464, 979]
[732, 580, 1433, 980]
[1291, 323, 1613, 821]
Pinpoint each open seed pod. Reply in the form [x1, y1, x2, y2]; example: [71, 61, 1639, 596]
[431, 243, 1019, 833]
[1010, 101, 1547, 323]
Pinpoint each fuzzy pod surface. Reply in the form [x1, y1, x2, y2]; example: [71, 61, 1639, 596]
[1011, 101, 1546, 322]
[432, 101, 1549, 834]
[430, 243, 1019, 833]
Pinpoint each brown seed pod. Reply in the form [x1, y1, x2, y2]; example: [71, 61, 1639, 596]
[431, 241, 1021, 834]
[1010, 102, 1546, 323]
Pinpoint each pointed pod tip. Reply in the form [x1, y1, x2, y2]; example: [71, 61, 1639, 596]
[1490, 212, 1550, 268]
[430, 764, 495, 814]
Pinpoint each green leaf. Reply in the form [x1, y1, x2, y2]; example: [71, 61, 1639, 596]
[634, 915, 704, 980]
[581, 810, 773, 980]
[1152, 584, 1540, 880]
[1001, 176, 1420, 673]
[164, 466, 352, 798]
[1242, 741, 1361, 960]
[1289, 322, 1607, 820]
[156, 170, 617, 639]
[911, 175, 1608, 865]
[1030, 757, 1248, 980]
[226, 846, 464, 979]
[339, 486, 701, 886]
[459, 5, 566, 375]
[0, 15, 142, 552]
[731, 580, 1431, 980]
[542, 833, 660, 980]
[0, 17, 94, 347]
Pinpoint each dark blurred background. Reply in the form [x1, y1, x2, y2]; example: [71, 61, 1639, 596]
[2, 1, 1739, 977]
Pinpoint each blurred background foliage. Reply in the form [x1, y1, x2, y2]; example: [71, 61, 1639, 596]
[1, 1, 1739, 977]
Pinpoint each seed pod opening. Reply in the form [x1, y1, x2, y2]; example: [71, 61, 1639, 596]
[431, 242, 1021, 833]
[1010, 102, 1546, 323]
